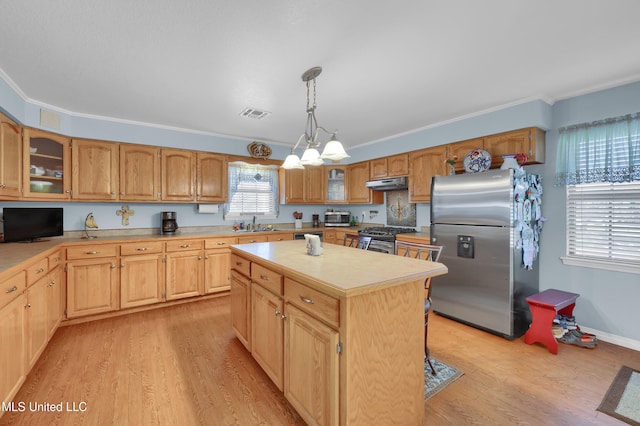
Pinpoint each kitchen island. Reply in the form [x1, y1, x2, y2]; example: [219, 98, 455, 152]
[230, 240, 447, 426]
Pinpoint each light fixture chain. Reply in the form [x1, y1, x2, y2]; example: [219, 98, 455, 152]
[312, 77, 317, 109]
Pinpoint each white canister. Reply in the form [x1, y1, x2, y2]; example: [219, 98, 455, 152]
[295, 219, 303, 229]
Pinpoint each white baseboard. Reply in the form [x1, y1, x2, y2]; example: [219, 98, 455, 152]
[579, 326, 640, 352]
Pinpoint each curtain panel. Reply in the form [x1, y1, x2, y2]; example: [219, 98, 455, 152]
[555, 112, 640, 186]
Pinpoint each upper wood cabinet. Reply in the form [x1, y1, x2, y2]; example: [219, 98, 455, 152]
[196, 152, 227, 203]
[347, 161, 383, 204]
[0, 113, 22, 199]
[71, 138, 118, 200]
[484, 127, 545, 168]
[408, 146, 446, 203]
[161, 148, 195, 201]
[370, 153, 409, 179]
[23, 128, 71, 200]
[119, 144, 160, 201]
[326, 166, 347, 203]
[281, 166, 326, 204]
[446, 138, 484, 173]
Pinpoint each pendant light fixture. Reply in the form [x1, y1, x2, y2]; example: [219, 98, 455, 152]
[281, 66, 350, 169]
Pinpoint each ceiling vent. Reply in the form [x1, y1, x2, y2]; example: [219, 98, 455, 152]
[239, 107, 270, 120]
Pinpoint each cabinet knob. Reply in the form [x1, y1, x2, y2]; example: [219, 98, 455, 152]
[198, 256, 202, 260]
[136, 247, 148, 251]
[25, 303, 31, 308]
[49, 280, 56, 287]
[111, 264, 117, 269]
[120, 192, 125, 195]
[260, 274, 269, 280]
[274, 310, 281, 316]
[36, 268, 44, 274]
[281, 314, 287, 320]
[205, 255, 209, 260]
[5, 286, 17, 294]
[121, 263, 125, 268]
[86, 251, 99, 255]
[217, 242, 226, 246]
[180, 244, 190, 248]
[111, 191, 116, 195]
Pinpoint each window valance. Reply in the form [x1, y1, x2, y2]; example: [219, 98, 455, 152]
[555, 112, 640, 186]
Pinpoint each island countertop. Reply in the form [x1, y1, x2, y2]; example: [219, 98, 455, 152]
[230, 240, 447, 298]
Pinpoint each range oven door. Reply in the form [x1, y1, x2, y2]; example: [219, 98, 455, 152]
[368, 239, 394, 254]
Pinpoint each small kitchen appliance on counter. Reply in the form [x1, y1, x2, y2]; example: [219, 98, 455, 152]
[324, 211, 351, 227]
[161, 211, 178, 233]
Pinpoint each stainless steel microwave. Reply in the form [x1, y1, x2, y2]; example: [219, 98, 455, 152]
[324, 211, 351, 227]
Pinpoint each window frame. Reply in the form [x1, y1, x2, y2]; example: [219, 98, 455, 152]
[224, 161, 279, 220]
[561, 181, 640, 275]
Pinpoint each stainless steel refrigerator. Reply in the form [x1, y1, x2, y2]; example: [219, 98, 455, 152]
[430, 169, 541, 339]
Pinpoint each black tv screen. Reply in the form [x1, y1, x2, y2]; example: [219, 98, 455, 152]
[2, 207, 64, 243]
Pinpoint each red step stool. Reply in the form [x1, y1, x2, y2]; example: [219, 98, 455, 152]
[524, 289, 580, 354]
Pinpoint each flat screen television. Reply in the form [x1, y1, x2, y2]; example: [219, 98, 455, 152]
[2, 207, 64, 243]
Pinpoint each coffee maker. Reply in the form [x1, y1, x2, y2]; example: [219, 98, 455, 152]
[161, 211, 178, 233]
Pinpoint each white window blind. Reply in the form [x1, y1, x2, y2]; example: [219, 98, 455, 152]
[225, 162, 279, 220]
[567, 182, 640, 269]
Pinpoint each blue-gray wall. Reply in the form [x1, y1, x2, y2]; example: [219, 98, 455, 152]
[2, 75, 639, 345]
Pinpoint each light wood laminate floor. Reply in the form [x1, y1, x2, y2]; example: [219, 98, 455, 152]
[2, 296, 639, 425]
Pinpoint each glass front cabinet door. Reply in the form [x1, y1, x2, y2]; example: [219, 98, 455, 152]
[326, 166, 347, 203]
[23, 128, 71, 199]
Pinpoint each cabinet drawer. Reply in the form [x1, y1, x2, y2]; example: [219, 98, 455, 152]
[285, 278, 339, 329]
[204, 237, 237, 250]
[26, 257, 49, 286]
[1, 270, 25, 310]
[165, 240, 203, 252]
[251, 263, 283, 296]
[267, 233, 292, 242]
[67, 244, 119, 260]
[121, 241, 163, 256]
[230, 254, 250, 277]
[48, 250, 63, 269]
[237, 235, 268, 244]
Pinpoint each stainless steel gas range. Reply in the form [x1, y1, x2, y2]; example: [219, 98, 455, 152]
[358, 227, 417, 254]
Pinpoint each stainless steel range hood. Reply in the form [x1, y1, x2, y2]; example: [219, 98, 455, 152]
[365, 176, 408, 191]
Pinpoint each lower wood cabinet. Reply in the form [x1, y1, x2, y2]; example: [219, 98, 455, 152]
[251, 283, 284, 390]
[25, 275, 48, 369]
[66, 256, 119, 319]
[120, 253, 165, 308]
[284, 303, 339, 426]
[165, 250, 203, 300]
[0, 293, 26, 408]
[165, 240, 204, 301]
[45, 265, 63, 339]
[230, 268, 251, 351]
[204, 237, 236, 294]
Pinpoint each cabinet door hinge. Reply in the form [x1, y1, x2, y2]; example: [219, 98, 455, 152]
[162, 256, 166, 263]
[337, 342, 342, 354]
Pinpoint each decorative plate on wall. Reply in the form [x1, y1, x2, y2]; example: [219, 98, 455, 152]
[247, 141, 272, 159]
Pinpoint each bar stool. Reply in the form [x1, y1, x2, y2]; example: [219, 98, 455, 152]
[394, 240, 444, 375]
[343, 234, 372, 250]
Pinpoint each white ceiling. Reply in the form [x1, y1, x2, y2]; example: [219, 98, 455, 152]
[2, 1, 640, 150]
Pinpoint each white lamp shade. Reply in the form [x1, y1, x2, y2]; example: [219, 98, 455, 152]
[281, 153, 304, 169]
[320, 139, 350, 161]
[300, 147, 324, 166]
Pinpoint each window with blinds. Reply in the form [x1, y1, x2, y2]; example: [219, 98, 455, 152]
[225, 162, 279, 220]
[566, 181, 640, 272]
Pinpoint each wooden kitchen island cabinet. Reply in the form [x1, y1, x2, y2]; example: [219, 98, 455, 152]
[230, 240, 447, 426]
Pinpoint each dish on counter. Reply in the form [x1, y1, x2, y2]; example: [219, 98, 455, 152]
[463, 148, 492, 173]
